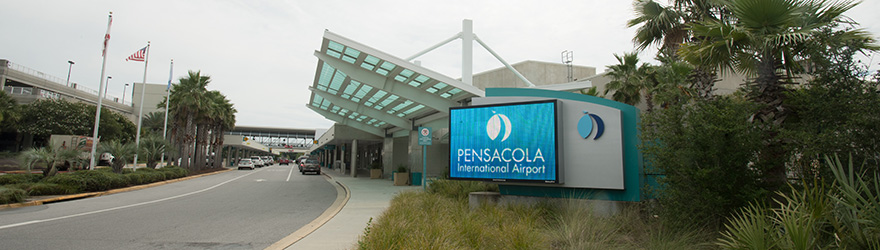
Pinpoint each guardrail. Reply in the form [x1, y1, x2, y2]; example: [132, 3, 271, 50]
[5, 61, 131, 106]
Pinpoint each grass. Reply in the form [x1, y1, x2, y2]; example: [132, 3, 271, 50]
[357, 180, 716, 250]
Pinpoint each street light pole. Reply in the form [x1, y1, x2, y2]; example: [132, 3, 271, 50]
[66, 60, 75, 87]
[104, 76, 112, 98]
[122, 83, 129, 104]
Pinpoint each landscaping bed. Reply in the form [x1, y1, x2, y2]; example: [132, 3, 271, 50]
[0, 166, 192, 204]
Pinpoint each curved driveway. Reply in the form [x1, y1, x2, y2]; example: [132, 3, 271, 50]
[0, 164, 336, 250]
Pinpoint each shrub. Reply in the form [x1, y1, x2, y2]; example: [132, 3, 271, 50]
[125, 170, 166, 185]
[158, 166, 188, 179]
[427, 178, 498, 200]
[13, 182, 78, 196]
[0, 187, 27, 204]
[640, 96, 767, 229]
[0, 174, 42, 185]
[717, 155, 880, 249]
[45, 170, 129, 192]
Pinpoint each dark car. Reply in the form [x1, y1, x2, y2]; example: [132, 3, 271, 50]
[300, 159, 321, 175]
[278, 158, 291, 165]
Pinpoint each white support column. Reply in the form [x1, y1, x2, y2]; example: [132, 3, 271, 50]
[462, 19, 474, 85]
[351, 140, 358, 177]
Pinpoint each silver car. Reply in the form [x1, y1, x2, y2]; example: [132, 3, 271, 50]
[237, 159, 255, 170]
[250, 156, 265, 168]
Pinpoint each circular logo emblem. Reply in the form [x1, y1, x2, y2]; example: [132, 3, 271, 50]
[577, 111, 605, 140]
[487, 112, 512, 142]
[420, 128, 430, 136]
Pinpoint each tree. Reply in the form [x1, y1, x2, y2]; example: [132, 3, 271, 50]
[98, 140, 136, 174]
[138, 134, 173, 169]
[679, 0, 876, 192]
[204, 91, 236, 169]
[0, 91, 21, 132]
[603, 52, 656, 111]
[141, 111, 166, 137]
[18, 144, 82, 177]
[163, 71, 235, 170]
[628, 0, 724, 100]
[166, 70, 210, 170]
[15, 98, 136, 146]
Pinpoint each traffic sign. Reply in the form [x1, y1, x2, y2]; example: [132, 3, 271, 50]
[418, 127, 432, 145]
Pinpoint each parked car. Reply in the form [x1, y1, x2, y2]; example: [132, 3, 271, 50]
[237, 159, 255, 170]
[278, 158, 291, 165]
[250, 156, 265, 168]
[300, 159, 321, 175]
[97, 153, 114, 166]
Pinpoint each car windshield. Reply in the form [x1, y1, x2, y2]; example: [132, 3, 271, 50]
[306, 159, 319, 164]
[240, 159, 251, 164]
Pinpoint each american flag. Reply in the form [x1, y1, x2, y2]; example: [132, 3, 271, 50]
[126, 46, 147, 62]
[102, 14, 112, 56]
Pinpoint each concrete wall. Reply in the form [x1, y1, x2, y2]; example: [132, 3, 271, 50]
[132, 83, 169, 118]
[472, 60, 596, 89]
[392, 136, 409, 172]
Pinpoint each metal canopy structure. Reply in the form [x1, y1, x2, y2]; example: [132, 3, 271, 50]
[308, 30, 485, 137]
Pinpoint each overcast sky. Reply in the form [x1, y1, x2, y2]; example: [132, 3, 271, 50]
[2, 0, 878, 130]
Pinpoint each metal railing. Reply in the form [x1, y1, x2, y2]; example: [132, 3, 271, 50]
[3, 86, 33, 95]
[5, 61, 131, 106]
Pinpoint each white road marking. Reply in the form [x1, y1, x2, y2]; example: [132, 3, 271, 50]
[286, 165, 295, 182]
[0, 169, 262, 230]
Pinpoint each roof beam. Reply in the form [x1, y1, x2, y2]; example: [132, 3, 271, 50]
[306, 105, 385, 137]
[322, 31, 485, 97]
[309, 87, 411, 129]
[316, 51, 455, 113]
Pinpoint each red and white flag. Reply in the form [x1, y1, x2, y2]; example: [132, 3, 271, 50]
[102, 14, 113, 57]
[126, 46, 147, 62]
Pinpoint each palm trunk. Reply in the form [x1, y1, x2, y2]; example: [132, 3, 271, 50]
[195, 123, 209, 170]
[183, 114, 195, 170]
[689, 66, 718, 101]
[750, 53, 789, 196]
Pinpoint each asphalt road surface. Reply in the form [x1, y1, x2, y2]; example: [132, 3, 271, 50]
[0, 164, 336, 250]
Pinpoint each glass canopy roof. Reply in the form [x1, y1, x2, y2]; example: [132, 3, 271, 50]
[308, 31, 484, 136]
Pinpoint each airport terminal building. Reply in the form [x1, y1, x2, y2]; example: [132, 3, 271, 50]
[305, 20, 659, 201]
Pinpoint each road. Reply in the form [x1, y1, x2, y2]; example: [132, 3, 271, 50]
[0, 164, 336, 250]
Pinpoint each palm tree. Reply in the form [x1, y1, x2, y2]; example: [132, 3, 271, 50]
[603, 52, 657, 111]
[19, 144, 81, 177]
[628, 0, 724, 100]
[99, 140, 137, 173]
[167, 70, 210, 170]
[141, 111, 166, 137]
[679, 0, 875, 190]
[204, 91, 236, 169]
[139, 134, 173, 169]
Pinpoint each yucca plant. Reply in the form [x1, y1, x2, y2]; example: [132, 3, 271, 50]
[826, 155, 880, 249]
[18, 144, 82, 177]
[718, 155, 880, 249]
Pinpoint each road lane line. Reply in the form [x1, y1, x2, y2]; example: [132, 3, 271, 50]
[0, 169, 263, 231]
[286, 165, 295, 182]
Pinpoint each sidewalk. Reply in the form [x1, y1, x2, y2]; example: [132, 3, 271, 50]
[286, 167, 420, 250]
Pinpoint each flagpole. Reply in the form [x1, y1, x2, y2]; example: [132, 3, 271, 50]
[161, 59, 172, 167]
[90, 12, 113, 170]
[133, 41, 150, 169]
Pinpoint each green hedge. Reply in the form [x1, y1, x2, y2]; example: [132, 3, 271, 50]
[12, 182, 78, 196]
[45, 170, 129, 192]
[157, 166, 188, 179]
[0, 174, 43, 185]
[0, 187, 27, 204]
[1, 166, 190, 204]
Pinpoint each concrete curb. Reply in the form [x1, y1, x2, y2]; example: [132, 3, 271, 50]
[266, 169, 351, 250]
[0, 168, 235, 210]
